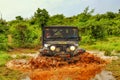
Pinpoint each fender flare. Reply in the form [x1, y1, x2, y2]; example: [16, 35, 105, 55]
[73, 48, 86, 56]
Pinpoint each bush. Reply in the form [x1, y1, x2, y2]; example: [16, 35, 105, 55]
[0, 34, 8, 50]
[0, 51, 12, 66]
[80, 36, 95, 45]
[104, 50, 111, 56]
[9, 22, 41, 48]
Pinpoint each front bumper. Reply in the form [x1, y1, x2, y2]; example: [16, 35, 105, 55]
[39, 48, 85, 57]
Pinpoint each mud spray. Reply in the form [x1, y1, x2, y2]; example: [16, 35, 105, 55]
[6, 52, 108, 80]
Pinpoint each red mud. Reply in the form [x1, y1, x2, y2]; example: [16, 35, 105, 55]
[29, 52, 106, 80]
[6, 52, 107, 80]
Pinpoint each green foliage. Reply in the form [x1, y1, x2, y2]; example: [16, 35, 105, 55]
[81, 37, 120, 53]
[0, 67, 22, 80]
[106, 12, 116, 19]
[104, 50, 111, 56]
[0, 19, 9, 50]
[77, 7, 94, 22]
[47, 14, 65, 25]
[0, 34, 8, 50]
[1, 7, 120, 50]
[106, 57, 120, 80]
[9, 22, 41, 48]
[34, 8, 49, 27]
[88, 23, 105, 39]
[0, 20, 8, 34]
[15, 16, 23, 21]
[0, 51, 12, 66]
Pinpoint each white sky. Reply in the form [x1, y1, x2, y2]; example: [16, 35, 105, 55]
[0, 0, 120, 21]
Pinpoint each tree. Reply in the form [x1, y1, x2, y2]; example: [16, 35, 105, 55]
[15, 16, 23, 21]
[10, 22, 41, 48]
[47, 14, 65, 25]
[77, 6, 94, 22]
[0, 19, 8, 35]
[90, 24, 105, 39]
[34, 8, 49, 27]
[106, 12, 115, 19]
[0, 19, 8, 50]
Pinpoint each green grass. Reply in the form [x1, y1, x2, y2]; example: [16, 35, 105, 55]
[106, 57, 120, 80]
[0, 67, 23, 80]
[0, 49, 35, 80]
[81, 36, 120, 53]
[81, 36, 120, 80]
[8, 48, 38, 54]
[0, 51, 12, 66]
[0, 51, 23, 80]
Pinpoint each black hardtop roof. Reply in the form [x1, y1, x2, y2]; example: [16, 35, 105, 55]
[44, 26, 78, 29]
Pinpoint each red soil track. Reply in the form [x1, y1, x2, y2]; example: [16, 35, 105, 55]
[29, 52, 106, 80]
[6, 52, 107, 80]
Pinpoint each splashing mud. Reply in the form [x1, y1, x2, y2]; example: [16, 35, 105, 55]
[6, 52, 107, 80]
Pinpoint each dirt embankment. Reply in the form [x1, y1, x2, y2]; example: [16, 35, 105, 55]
[6, 52, 107, 80]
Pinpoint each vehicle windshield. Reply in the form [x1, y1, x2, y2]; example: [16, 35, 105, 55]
[44, 28, 79, 40]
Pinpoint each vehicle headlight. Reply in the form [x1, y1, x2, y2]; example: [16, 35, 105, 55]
[44, 44, 49, 47]
[50, 46, 56, 51]
[70, 46, 75, 51]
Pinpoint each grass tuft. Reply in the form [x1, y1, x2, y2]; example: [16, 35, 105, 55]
[0, 51, 12, 66]
[81, 36, 120, 54]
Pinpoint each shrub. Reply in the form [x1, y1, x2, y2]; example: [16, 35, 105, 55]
[0, 51, 12, 66]
[0, 34, 8, 50]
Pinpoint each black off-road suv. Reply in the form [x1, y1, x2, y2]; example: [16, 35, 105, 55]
[39, 26, 85, 58]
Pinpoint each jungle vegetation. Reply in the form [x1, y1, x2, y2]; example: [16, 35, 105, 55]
[0, 7, 120, 51]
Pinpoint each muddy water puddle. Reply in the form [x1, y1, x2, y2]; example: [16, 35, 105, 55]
[21, 70, 116, 80]
[6, 52, 115, 80]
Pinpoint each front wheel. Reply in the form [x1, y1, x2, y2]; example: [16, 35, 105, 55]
[73, 48, 86, 56]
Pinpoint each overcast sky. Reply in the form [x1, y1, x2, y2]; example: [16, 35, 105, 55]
[0, 0, 120, 21]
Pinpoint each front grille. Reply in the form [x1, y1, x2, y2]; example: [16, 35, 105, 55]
[55, 44, 70, 52]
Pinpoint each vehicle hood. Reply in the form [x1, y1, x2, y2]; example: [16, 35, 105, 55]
[45, 41, 78, 45]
